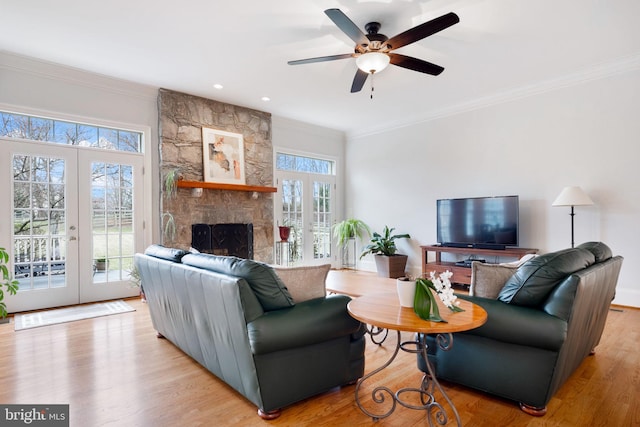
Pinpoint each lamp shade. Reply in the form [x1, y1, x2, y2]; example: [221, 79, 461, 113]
[552, 186, 594, 207]
[356, 52, 390, 74]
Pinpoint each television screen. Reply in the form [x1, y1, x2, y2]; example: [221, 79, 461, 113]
[437, 196, 519, 249]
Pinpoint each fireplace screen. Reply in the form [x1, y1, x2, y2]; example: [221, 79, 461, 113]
[191, 223, 253, 259]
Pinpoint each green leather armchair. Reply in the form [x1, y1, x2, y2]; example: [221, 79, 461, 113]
[418, 242, 623, 415]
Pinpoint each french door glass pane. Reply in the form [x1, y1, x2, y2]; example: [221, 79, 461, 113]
[92, 162, 135, 283]
[12, 154, 67, 290]
[281, 179, 303, 263]
[313, 181, 332, 260]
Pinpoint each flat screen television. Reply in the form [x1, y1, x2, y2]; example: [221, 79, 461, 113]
[436, 195, 519, 249]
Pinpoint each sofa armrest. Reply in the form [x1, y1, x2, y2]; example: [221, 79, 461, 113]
[247, 294, 362, 355]
[458, 294, 567, 351]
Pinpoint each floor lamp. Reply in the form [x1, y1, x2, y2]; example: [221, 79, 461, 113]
[552, 186, 594, 248]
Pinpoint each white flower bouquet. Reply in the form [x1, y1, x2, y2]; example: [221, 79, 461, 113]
[414, 270, 464, 322]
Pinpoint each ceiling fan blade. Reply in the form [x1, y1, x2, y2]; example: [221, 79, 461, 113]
[386, 12, 459, 50]
[288, 53, 355, 65]
[350, 69, 369, 93]
[389, 53, 444, 75]
[325, 8, 369, 46]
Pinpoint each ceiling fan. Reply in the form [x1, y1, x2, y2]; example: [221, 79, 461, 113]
[288, 9, 460, 93]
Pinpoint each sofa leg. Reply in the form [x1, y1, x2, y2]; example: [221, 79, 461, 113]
[257, 409, 281, 420]
[156, 332, 165, 339]
[519, 402, 547, 416]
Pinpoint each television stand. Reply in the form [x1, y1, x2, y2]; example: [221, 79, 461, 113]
[454, 259, 485, 268]
[421, 245, 538, 285]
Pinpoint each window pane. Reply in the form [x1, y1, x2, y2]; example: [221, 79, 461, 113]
[1, 112, 28, 138]
[53, 120, 76, 144]
[13, 155, 30, 181]
[99, 127, 118, 150]
[78, 124, 98, 147]
[29, 117, 53, 141]
[32, 157, 48, 182]
[118, 131, 141, 152]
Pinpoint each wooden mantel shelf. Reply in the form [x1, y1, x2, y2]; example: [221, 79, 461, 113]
[176, 179, 277, 193]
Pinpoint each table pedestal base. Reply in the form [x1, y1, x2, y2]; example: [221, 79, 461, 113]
[355, 331, 461, 426]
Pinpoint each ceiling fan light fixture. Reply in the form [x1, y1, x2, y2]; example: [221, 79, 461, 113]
[356, 52, 390, 74]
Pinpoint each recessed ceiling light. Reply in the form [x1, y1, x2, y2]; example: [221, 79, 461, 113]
[213, 84, 223, 90]
[261, 96, 271, 102]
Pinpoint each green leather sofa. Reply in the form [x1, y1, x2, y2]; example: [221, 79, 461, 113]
[135, 245, 366, 419]
[418, 242, 623, 415]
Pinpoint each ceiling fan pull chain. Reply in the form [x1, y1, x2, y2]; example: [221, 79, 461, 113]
[370, 73, 375, 99]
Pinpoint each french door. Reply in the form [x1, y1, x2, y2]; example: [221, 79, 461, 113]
[0, 139, 144, 313]
[275, 171, 335, 266]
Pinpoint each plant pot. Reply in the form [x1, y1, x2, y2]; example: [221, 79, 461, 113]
[341, 237, 357, 269]
[278, 226, 291, 242]
[396, 278, 416, 307]
[95, 260, 108, 271]
[374, 254, 408, 279]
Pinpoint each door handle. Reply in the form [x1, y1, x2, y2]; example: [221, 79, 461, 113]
[69, 236, 77, 241]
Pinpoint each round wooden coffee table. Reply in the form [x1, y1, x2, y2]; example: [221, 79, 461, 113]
[347, 292, 487, 425]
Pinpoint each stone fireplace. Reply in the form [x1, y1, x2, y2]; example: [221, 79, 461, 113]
[159, 88, 274, 262]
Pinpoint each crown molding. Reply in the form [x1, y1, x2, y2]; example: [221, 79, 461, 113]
[0, 50, 158, 101]
[347, 52, 640, 140]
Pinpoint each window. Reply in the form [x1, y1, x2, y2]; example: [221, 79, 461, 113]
[0, 111, 142, 153]
[276, 153, 335, 175]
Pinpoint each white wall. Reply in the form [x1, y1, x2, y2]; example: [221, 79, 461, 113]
[347, 68, 640, 307]
[272, 116, 345, 161]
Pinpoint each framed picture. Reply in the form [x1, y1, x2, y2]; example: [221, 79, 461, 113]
[202, 127, 246, 185]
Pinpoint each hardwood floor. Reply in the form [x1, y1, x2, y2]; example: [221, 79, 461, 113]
[0, 271, 638, 426]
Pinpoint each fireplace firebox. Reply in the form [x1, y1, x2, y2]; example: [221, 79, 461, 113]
[191, 223, 253, 259]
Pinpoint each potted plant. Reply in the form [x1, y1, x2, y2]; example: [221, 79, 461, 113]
[278, 225, 291, 242]
[333, 219, 370, 269]
[1, 246, 19, 320]
[164, 168, 180, 199]
[162, 168, 180, 245]
[162, 212, 176, 242]
[95, 257, 108, 271]
[396, 275, 417, 308]
[128, 264, 145, 302]
[360, 225, 411, 278]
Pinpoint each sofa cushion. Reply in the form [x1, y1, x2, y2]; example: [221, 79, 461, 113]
[470, 262, 518, 299]
[577, 241, 612, 263]
[498, 248, 595, 307]
[272, 264, 330, 302]
[182, 253, 295, 311]
[144, 244, 188, 262]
